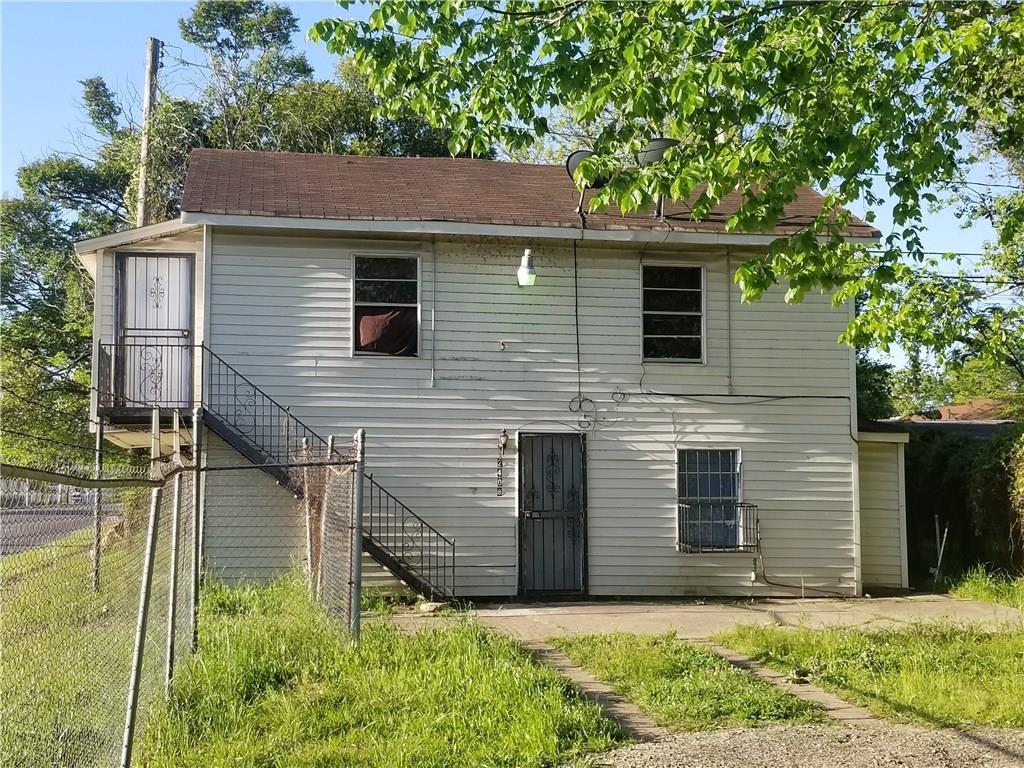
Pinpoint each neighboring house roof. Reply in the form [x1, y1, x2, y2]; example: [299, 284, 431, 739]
[906, 397, 1015, 423]
[859, 417, 909, 434]
[180, 148, 881, 239]
[902, 420, 1017, 438]
[858, 417, 910, 443]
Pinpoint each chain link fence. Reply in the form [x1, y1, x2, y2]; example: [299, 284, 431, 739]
[316, 463, 357, 630]
[291, 431, 364, 636]
[0, 462, 196, 768]
[2, 424, 365, 768]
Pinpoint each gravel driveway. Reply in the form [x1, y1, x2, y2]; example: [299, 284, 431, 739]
[593, 724, 1024, 768]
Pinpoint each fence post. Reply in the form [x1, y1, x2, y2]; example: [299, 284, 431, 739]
[316, 435, 334, 600]
[190, 405, 203, 652]
[91, 418, 104, 591]
[350, 429, 365, 640]
[302, 437, 313, 590]
[119, 408, 163, 768]
[164, 471, 182, 694]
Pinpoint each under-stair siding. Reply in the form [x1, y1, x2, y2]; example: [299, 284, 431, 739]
[202, 432, 404, 589]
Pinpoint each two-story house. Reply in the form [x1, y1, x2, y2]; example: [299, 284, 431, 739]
[74, 149, 909, 599]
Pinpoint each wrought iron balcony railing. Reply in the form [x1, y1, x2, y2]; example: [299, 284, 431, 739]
[677, 501, 759, 553]
[96, 340, 193, 410]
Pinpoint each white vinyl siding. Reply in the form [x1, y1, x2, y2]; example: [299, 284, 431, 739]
[858, 441, 908, 589]
[201, 232, 858, 597]
[202, 432, 405, 590]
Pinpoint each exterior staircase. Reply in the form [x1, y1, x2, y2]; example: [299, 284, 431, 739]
[99, 341, 455, 601]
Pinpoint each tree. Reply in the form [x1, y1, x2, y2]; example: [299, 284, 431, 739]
[312, 1, 1024, 365]
[267, 61, 465, 157]
[180, 0, 314, 150]
[0, 197, 94, 465]
[856, 353, 896, 421]
[1, 0, 469, 463]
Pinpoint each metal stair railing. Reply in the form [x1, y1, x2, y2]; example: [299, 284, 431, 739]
[95, 340, 456, 598]
[363, 473, 456, 601]
[201, 345, 328, 493]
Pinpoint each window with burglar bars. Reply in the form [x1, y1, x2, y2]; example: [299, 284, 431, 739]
[677, 448, 757, 552]
[642, 264, 703, 362]
[353, 255, 419, 356]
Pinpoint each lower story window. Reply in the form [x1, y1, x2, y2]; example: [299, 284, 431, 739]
[677, 449, 757, 552]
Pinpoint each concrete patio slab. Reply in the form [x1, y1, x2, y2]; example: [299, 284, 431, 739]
[472, 595, 1023, 642]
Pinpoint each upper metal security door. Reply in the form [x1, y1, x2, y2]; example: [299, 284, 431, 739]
[116, 253, 192, 408]
[519, 433, 586, 595]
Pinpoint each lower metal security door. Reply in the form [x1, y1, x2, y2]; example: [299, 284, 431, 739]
[518, 433, 586, 595]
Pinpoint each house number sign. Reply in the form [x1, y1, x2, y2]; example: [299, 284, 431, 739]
[496, 430, 508, 497]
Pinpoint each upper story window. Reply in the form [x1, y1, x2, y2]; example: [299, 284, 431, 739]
[642, 265, 703, 362]
[353, 255, 419, 356]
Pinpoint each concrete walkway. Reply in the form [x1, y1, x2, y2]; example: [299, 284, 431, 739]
[470, 595, 1023, 642]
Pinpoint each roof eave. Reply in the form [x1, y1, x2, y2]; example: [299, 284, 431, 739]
[73, 219, 197, 257]
[179, 211, 880, 246]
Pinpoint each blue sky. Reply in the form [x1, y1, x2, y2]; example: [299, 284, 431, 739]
[1, 0, 347, 193]
[0, 0, 1000, 267]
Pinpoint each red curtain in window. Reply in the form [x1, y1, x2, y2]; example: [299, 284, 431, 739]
[355, 307, 418, 356]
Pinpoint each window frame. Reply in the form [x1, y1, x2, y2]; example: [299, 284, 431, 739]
[350, 252, 422, 358]
[640, 260, 706, 364]
[674, 446, 748, 553]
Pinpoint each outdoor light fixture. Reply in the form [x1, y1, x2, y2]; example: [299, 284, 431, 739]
[517, 249, 536, 286]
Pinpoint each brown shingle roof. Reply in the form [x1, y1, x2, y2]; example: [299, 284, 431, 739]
[907, 398, 1016, 422]
[182, 148, 880, 238]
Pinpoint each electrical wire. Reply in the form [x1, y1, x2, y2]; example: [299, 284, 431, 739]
[573, 239, 582, 401]
[0, 388, 99, 426]
[756, 545, 854, 599]
[0, 427, 95, 453]
[567, 238, 596, 428]
[631, 390, 853, 405]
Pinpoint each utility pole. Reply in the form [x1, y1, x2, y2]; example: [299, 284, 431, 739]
[136, 37, 162, 228]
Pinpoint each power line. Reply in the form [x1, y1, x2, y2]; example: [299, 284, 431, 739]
[865, 172, 1023, 191]
[0, 427, 94, 453]
[0, 388, 98, 426]
[10, 351, 90, 383]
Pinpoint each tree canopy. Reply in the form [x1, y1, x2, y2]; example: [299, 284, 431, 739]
[313, 0, 1024, 376]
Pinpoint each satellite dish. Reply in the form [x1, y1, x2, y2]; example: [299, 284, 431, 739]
[565, 149, 609, 189]
[637, 137, 680, 165]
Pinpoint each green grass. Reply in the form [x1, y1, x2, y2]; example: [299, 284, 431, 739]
[950, 566, 1024, 611]
[1, 513, 159, 768]
[140, 575, 622, 767]
[551, 633, 825, 730]
[719, 622, 1024, 728]
[359, 587, 415, 614]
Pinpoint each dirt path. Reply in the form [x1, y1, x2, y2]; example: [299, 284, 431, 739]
[594, 724, 1024, 768]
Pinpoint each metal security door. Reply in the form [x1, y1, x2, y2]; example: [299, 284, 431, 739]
[117, 253, 192, 408]
[519, 433, 586, 595]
